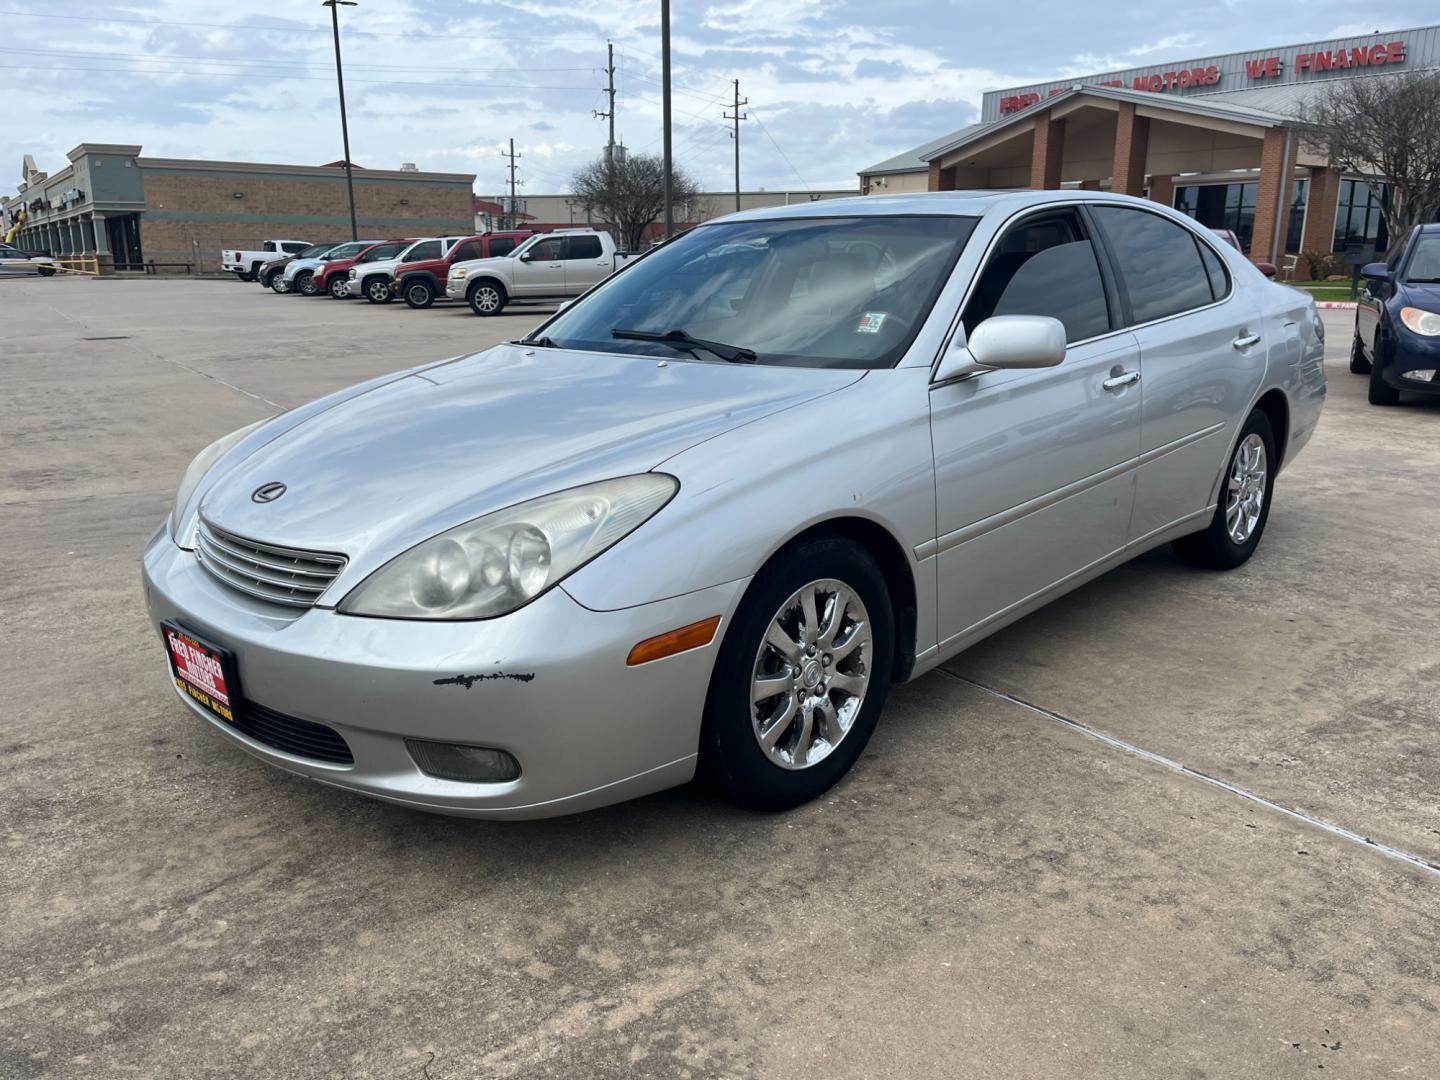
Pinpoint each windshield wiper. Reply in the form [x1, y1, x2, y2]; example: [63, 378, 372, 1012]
[611, 327, 757, 363]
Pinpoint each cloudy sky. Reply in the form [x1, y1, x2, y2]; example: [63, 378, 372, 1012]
[2, 1, 1434, 197]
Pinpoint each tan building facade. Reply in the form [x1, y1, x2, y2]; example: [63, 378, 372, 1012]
[861, 25, 1440, 266]
[3, 145, 475, 274]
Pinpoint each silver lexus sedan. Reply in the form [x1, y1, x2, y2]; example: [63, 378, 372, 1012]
[144, 191, 1326, 819]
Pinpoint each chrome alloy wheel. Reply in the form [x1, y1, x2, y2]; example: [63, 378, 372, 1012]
[1226, 433, 1267, 544]
[750, 579, 872, 770]
[472, 285, 501, 313]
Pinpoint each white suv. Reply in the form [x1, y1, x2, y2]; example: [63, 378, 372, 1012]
[345, 236, 468, 303]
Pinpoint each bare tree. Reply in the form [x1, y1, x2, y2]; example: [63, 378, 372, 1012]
[570, 153, 700, 251]
[1298, 70, 1440, 257]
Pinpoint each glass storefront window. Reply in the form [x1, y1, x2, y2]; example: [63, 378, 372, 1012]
[1333, 179, 1388, 254]
[1174, 179, 1309, 254]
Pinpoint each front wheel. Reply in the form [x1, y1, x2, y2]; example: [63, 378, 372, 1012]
[270, 273, 287, 293]
[365, 278, 393, 304]
[328, 276, 349, 299]
[1367, 331, 1400, 405]
[1349, 331, 1371, 374]
[1172, 410, 1276, 570]
[701, 537, 893, 811]
[295, 269, 317, 296]
[37, 266, 56, 277]
[404, 280, 435, 309]
[467, 280, 507, 316]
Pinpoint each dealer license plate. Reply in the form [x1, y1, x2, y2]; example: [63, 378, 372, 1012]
[162, 622, 239, 723]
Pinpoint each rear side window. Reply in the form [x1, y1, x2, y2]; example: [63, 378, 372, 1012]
[281, 242, 309, 254]
[1092, 207, 1216, 324]
[963, 210, 1111, 344]
[488, 237, 517, 257]
[1197, 241, 1229, 302]
[565, 236, 603, 260]
[361, 242, 407, 262]
[262, 242, 277, 252]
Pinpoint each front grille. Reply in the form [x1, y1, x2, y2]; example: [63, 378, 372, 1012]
[196, 519, 346, 609]
[226, 700, 354, 764]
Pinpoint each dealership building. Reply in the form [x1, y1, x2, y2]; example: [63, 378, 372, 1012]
[861, 25, 1440, 265]
[3, 145, 475, 273]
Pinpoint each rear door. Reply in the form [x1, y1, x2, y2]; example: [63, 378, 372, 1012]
[1089, 204, 1262, 542]
[560, 234, 611, 292]
[929, 206, 1142, 644]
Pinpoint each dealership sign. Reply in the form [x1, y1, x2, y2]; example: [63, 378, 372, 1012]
[993, 36, 1411, 115]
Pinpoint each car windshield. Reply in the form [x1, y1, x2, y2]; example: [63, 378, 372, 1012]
[325, 242, 369, 260]
[297, 244, 333, 258]
[1403, 236, 1440, 283]
[536, 215, 977, 368]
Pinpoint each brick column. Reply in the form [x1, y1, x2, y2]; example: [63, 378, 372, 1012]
[1148, 173, 1175, 208]
[1300, 166, 1341, 255]
[1111, 102, 1150, 196]
[927, 162, 958, 191]
[1249, 127, 1290, 263]
[1030, 111, 1065, 189]
[1079, 179, 1101, 191]
[927, 161, 941, 192]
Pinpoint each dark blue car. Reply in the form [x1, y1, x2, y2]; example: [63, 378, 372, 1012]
[1351, 224, 1440, 405]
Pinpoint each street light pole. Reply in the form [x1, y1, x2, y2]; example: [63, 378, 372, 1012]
[323, 0, 359, 241]
[661, 0, 674, 239]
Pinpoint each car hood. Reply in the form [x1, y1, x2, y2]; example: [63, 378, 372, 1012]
[1400, 282, 1440, 308]
[199, 344, 864, 573]
[452, 256, 512, 273]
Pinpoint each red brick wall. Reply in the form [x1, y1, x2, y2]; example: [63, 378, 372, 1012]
[1030, 112, 1065, 189]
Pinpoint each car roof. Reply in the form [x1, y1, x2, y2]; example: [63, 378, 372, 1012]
[712, 189, 1185, 224]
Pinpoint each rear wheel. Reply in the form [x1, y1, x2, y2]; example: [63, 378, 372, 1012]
[328, 276, 349, 299]
[1367, 331, 1401, 405]
[701, 536, 893, 811]
[295, 269, 317, 296]
[37, 266, 56, 277]
[468, 280, 507, 316]
[404, 280, 435, 309]
[1349, 331, 1371, 374]
[1172, 410, 1275, 570]
[238, 268, 256, 282]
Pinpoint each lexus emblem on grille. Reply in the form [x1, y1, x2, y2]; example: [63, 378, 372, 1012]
[251, 482, 288, 504]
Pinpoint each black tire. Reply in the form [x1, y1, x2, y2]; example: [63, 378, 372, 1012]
[295, 269, 317, 296]
[404, 280, 435, 309]
[467, 280, 507, 316]
[37, 267, 56, 277]
[328, 276, 349, 299]
[1367, 331, 1401, 405]
[1172, 409, 1276, 570]
[700, 536, 894, 811]
[1349, 331, 1371, 374]
[237, 269, 255, 282]
[364, 277, 393, 304]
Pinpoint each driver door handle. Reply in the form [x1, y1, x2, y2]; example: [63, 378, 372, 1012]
[1102, 369, 1141, 392]
[1233, 333, 1262, 350]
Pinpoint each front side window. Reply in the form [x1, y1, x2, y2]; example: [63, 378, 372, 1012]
[1403, 236, 1440, 283]
[405, 240, 442, 262]
[537, 215, 976, 369]
[962, 210, 1111, 344]
[565, 236, 603, 260]
[1092, 206, 1216, 324]
[529, 237, 565, 262]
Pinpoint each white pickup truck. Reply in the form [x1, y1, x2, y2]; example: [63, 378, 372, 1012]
[222, 240, 311, 281]
[444, 229, 637, 316]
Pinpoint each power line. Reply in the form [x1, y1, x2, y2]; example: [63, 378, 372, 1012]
[0, 62, 600, 92]
[748, 108, 813, 190]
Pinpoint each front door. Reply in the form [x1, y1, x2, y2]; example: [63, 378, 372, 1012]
[930, 206, 1142, 646]
[510, 236, 566, 297]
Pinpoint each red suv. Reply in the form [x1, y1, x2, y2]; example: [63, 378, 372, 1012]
[394, 231, 532, 309]
[315, 238, 415, 299]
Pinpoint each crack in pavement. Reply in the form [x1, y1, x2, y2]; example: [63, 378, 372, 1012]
[940, 669, 1440, 880]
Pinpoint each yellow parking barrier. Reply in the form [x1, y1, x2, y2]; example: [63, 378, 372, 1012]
[51, 255, 100, 276]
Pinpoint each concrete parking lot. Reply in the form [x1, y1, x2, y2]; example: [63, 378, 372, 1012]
[3, 276, 1438, 1078]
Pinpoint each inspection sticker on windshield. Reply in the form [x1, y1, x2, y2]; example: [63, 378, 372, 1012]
[856, 312, 888, 334]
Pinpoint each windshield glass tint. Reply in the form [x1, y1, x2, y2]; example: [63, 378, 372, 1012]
[297, 244, 332, 258]
[1404, 236, 1440, 282]
[327, 243, 368, 259]
[539, 215, 977, 368]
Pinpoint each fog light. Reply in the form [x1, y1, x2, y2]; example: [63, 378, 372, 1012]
[1402, 369, 1436, 382]
[405, 739, 520, 782]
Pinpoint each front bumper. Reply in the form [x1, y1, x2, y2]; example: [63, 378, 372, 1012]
[1380, 327, 1440, 393]
[445, 278, 466, 299]
[142, 526, 747, 818]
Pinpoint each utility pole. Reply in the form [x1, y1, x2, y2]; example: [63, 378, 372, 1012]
[502, 138, 521, 230]
[723, 79, 748, 213]
[661, 0, 674, 238]
[323, 0, 359, 241]
[594, 41, 617, 174]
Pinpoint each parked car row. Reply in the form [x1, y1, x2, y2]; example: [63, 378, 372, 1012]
[0, 241, 57, 275]
[238, 228, 637, 316]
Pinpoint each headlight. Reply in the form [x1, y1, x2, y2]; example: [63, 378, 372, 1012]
[1311, 309, 1325, 342]
[338, 474, 677, 620]
[169, 418, 271, 542]
[1400, 307, 1440, 336]
[451, 268, 468, 280]
[348, 268, 357, 279]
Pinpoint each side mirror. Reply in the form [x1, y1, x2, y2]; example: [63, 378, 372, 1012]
[1256, 261, 1278, 279]
[1360, 261, 1391, 282]
[934, 315, 1067, 382]
[519, 252, 535, 262]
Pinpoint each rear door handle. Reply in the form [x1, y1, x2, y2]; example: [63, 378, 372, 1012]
[1102, 369, 1141, 392]
[1233, 333, 1262, 349]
